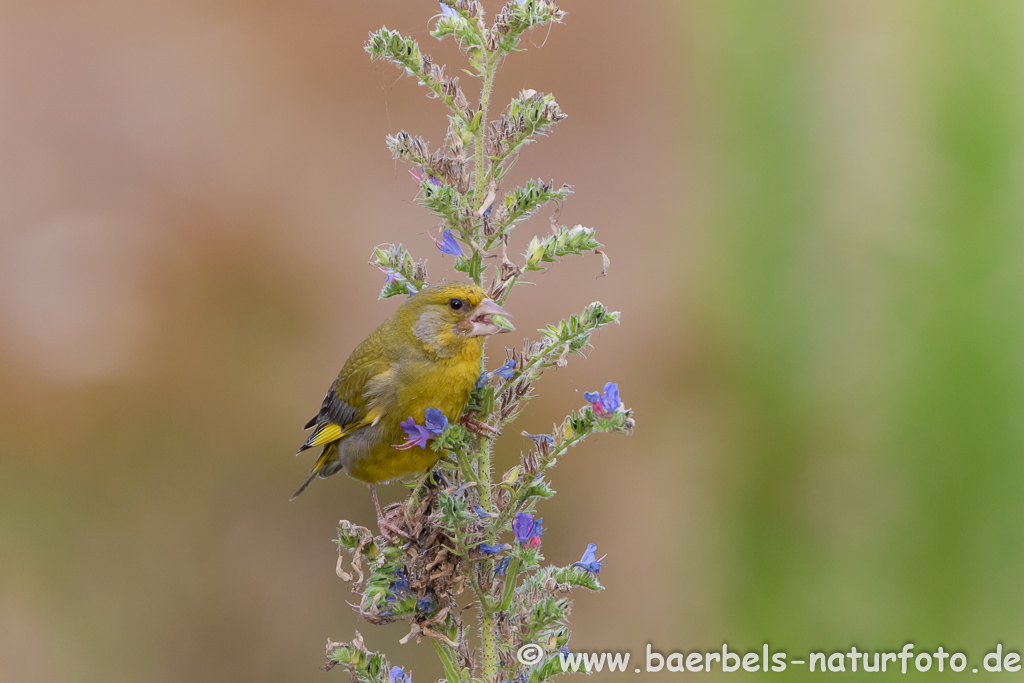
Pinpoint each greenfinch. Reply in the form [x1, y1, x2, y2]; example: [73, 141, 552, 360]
[292, 282, 511, 506]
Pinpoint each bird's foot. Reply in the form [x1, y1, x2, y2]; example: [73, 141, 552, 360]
[460, 414, 501, 437]
[376, 513, 413, 543]
[369, 483, 413, 543]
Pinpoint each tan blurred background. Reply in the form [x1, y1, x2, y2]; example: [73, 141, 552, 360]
[3, 1, 1024, 681]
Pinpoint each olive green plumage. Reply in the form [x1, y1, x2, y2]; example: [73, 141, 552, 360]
[291, 282, 509, 498]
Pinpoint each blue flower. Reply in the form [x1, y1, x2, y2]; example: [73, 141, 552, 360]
[584, 382, 621, 416]
[435, 229, 465, 257]
[396, 408, 448, 449]
[439, 2, 458, 17]
[424, 407, 448, 432]
[475, 505, 497, 519]
[601, 383, 620, 411]
[378, 266, 399, 285]
[494, 556, 512, 575]
[390, 667, 411, 683]
[478, 542, 512, 555]
[390, 569, 410, 597]
[489, 358, 516, 380]
[416, 595, 435, 613]
[475, 371, 488, 390]
[559, 646, 571, 657]
[522, 432, 555, 448]
[512, 512, 544, 548]
[571, 543, 606, 573]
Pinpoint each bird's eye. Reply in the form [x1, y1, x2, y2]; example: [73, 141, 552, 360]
[449, 298, 463, 310]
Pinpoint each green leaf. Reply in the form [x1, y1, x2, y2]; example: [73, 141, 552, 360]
[538, 301, 620, 355]
[431, 14, 484, 50]
[491, 1, 567, 54]
[501, 179, 573, 232]
[365, 27, 422, 72]
[553, 566, 605, 592]
[487, 91, 567, 163]
[523, 225, 602, 272]
[453, 250, 483, 280]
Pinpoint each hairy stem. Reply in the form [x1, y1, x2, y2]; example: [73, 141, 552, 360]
[497, 327, 602, 403]
[491, 428, 588, 532]
[476, 439, 493, 512]
[474, 47, 501, 683]
[473, 50, 498, 218]
[482, 131, 528, 195]
[481, 608, 498, 683]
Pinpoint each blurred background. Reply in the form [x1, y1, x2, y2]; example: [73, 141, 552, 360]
[2, 0, 1024, 680]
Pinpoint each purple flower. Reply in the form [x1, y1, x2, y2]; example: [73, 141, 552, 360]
[395, 408, 448, 450]
[512, 512, 544, 548]
[478, 542, 512, 555]
[489, 358, 516, 380]
[416, 595, 435, 613]
[494, 556, 512, 575]
[397, 418, 432, 450]
[584, 382, 621, 416]
[410, 166, 442, 187]
[390, 667, 410, 683]
[378, 266, 399, 285]
[571, 543, 606, 574]
[435, 229, 465, 257]
[475, 505, 497, 519]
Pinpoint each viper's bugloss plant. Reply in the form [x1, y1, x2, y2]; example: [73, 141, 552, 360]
[324, 2, 634, 681]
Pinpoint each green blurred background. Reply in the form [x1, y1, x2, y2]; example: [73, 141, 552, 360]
[2, 0, 1023, 680]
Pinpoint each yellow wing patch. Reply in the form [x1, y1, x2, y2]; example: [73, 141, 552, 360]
[298, 407, 383, 454]
[308, 423, 344, 447]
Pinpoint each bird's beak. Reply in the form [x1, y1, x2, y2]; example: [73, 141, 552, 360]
[468, 299, 513, 336]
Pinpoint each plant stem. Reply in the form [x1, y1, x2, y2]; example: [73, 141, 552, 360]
[481, 131, 527, 194]
[470, 36, 501, 683]
[491, 429, 587, 531]
[475, 437, 493, 511]
[481, 608, 498, 683]
[496, 327, 601, 402]
[473, 50, 498, 217]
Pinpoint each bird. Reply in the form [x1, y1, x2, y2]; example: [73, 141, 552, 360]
[291, 281, 511, 532]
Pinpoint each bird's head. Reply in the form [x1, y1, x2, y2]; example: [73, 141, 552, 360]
[401, 283, 513, 359]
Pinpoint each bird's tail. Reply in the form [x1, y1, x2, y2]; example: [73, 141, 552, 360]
[290, 442, 340, 500]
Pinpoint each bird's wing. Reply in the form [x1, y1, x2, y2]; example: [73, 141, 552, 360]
[297, 379, 385, 453]
[297, 322, 398, 453]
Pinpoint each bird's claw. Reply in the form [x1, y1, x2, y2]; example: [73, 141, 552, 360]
[460, 414, 501, 437]
[377, 513, 413, 543]
[370, 483, 412, 543]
